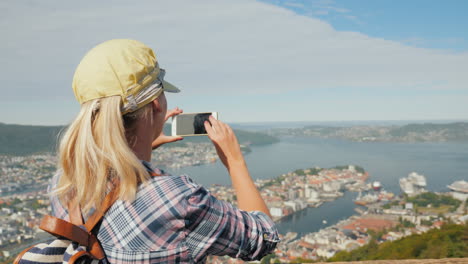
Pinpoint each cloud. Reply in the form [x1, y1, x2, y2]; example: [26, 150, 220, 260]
[305, 0, 350, 14]
[264, 0, 351, 17]
[283, 1, 305, 8]
[0, 0, 467, 123]
[401, 37, 467, 50]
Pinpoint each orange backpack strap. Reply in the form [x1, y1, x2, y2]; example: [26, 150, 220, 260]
[150, 170, 161, 177]
[84, 186, 120, 232]
[39, 188, 120, 260]
[70, 169, 160, 231]
[40, 216, 90, 246]
[64, 169, 161, 254]
[39, 216, 105, 260]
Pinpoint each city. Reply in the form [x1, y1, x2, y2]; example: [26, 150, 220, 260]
[1, 147, 467, 263]
[208, 168, 467, 263]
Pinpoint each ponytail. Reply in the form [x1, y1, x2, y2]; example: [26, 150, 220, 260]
[54, 96, 151, 214]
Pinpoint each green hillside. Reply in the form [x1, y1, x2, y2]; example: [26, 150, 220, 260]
[297, 122, 468, 142]
[0, 123, 278, 156]
[329, 223, 468, 262]
[0, 123, 64, 155]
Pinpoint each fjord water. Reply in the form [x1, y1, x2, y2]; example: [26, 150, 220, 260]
[164, 137, 468, 236]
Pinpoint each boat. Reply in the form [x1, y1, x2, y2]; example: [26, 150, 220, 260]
[354, 207, 366, 214]
[447, 180, 468, 201]
[399, 172, 427, 196]
[354, 191, 378, 205]
[372, 181, 382, 191]
[447, 180, 468, 193]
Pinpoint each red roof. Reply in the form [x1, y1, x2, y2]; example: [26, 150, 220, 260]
[342, 218, 397, 232]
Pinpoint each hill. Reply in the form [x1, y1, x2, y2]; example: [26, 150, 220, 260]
[269, 122, 468, 142]
[0, 123, 63, 155]
[329, 223, 468, 262]
[388, 122, 468, 142]
[0, 123, 279, 156]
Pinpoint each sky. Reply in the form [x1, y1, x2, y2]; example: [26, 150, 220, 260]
[0, 0, 467, 125]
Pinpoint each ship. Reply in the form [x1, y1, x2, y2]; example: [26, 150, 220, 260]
[354, 184, 395, 206]
[377, 191, 395, 202]
[372, 181, 382, 191]
[447, 180, 468, 193]
[447, 180, 468, 201]
[354, 191, 379, 206]
[399, 172, 427, 196]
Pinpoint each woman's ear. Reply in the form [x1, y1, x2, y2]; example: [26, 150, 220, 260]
[151, 98, 162, 113]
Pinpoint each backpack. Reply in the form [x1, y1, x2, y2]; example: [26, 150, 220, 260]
[14, 188, 119, 264]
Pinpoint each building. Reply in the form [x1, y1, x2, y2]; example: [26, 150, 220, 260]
[270, 207, 283, 217]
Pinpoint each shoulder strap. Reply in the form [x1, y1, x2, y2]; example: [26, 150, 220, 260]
[37, 169, 161, 261]
[84, 187, 119, 232]
[39, 215, 106, 260]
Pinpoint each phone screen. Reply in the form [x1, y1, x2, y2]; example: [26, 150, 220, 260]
[174, 113, 213, 136]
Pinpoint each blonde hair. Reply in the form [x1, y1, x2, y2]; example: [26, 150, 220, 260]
[54, 96, 152, 214]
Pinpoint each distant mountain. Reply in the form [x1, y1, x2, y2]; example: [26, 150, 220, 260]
[389, 122, 468, 141]
[0, 123, 278, 156]
[0, 123, 63, 155]
[269, 122, 468, 143]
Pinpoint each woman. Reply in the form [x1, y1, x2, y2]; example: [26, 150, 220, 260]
[50, 39, 279, 263]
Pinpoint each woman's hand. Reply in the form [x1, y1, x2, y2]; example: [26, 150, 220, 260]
[205, 116, 272, 217]
[204, 116, 245, 170]
[151, 107, 184, 149]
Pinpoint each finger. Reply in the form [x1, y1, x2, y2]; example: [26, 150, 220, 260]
[160, 135, 183, 144]
[204, 121, 215, 139]
[167, 136, 184, 142]
[166, 108, 182, 118]
[209, 115, 221, 132]
[165, 107, 184, 121]
[173, 107, 183, 114]
[225, 123, 234, 136]
[218, 120, 230, 135]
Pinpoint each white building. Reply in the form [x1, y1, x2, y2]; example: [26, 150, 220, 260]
[270, 207, 283, 218]
[323, 181, 341, 192]
[284, 200, 307, 212]
[316, 248, 336, 258]
[288, 189, 297, 200]
[405, 202, 414, 210]
[284, 201, 298, 212]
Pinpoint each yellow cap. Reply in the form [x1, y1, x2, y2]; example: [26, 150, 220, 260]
[72, 39, 180, 114]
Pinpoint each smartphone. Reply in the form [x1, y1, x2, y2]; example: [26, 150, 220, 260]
[171, 112, 218, 136]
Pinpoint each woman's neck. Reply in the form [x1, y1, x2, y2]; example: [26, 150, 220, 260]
[129, 121, 154, 162]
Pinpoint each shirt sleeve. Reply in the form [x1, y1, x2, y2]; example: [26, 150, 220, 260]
[183, 182, 280, 262]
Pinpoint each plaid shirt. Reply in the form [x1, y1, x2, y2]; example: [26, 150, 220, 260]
[49, 161, 280, 263]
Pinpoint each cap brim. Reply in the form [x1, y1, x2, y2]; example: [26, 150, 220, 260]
[162, 80, 181, 93]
